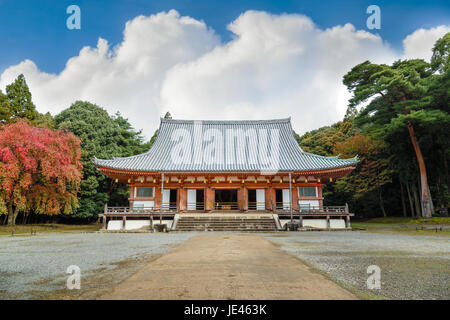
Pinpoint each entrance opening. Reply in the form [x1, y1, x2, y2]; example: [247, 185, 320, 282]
[214, 189, 238, 210]
[187, 189, 205, 211]
[275, 189, 283, 204]
[169, 189, 177, 203]
[170, 189, 177, 210]
[248, 189, 256, 202]
[275, 189, 284, 209]
[196, 189, 204, 210]
[162, 189, 177, 211]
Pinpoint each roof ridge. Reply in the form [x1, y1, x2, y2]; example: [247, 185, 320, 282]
[160, 117, 291, 124]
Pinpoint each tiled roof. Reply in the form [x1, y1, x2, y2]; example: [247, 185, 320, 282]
[94, 118, 358, 172]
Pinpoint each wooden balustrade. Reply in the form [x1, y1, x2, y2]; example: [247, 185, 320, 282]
[247, 202, 266, 210]
[214, 202, 239, 210]
[104, 204, 350, 215]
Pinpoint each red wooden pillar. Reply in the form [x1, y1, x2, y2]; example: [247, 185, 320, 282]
[129, 186, 135, 208]
[292, 186, 299, 211]
[154, 188, 162, 210]
[317, 185, 324, 208]
[265, 188, 275, 211]
[179, 188, 187, 212]
[238, 187, 248, 212]
[205, 188, 215, 211]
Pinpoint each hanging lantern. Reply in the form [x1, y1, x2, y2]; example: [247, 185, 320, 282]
[115, 178, 118, 183]
[153, 179, 156, 183]
[242, 179, 245, 184]
[329, 177, 333, 182]
[305, 178, 308, 183]
[317, 178, 321, 183]
[127, 179, 131, 183]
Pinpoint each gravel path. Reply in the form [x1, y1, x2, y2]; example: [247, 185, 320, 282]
[99, 233, 356, 300]
[262, 231, 450, 300]
[0, 232, 196, 299]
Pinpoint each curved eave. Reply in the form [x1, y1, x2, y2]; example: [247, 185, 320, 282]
[95, 164, 357, 177]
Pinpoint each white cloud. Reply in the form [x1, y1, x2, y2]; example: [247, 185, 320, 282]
[403, 25, 450, 61]
[0, 10, 447, 138]
[0, 10, 220, 135]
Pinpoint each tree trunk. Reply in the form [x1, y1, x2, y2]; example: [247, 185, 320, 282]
[407, 122, 432, 218]
[412, 183, 421, 219]
[379, 189, 387, 217]
[400, 182, 407, 217]
[7, 204, 19, 226]
[406, 183, 415, 217]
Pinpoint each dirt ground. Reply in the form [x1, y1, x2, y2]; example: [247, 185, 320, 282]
[98, 233, 356, 300]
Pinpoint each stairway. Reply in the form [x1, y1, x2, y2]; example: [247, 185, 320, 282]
[174, 213, 279, 232]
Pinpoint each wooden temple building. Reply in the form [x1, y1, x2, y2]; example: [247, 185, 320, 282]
[94, 118, 358, 231]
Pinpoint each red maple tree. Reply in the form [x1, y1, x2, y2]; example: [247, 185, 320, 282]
[0, 121, 83, 225]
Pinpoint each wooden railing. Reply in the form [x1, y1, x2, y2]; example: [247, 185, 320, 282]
[248, 202, 266, 210]
[214, 202, 239, 210]
[276, 204, 349, 214]
[276, 202, 291, 211]
[298, 205, 348, 214]
[104, 204, 350, 215]
[106, 206, 156, 214]
[160, 202, 177, 211]
[187, 202, 205, 211]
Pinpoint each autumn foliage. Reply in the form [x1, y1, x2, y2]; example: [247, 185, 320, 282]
[0, 121, 82, 225]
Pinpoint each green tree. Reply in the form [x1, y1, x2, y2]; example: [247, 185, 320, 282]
[0, 90, 11, 124]
[296, 120, 353, 156]
[343, 42, 449, 217]
[4, 74, 39, 123]
[334, 132, 394, 217]
[55, 101, 150, 220]
[0, 74, 55, 128]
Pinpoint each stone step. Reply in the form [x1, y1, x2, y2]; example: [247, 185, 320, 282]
[175, 216, 278, 231]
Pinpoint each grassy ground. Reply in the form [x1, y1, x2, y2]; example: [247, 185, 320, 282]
[0, 223, 101, 236]
[352, 217, 450, 236]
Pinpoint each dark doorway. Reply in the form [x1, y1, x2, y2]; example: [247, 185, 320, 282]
[196, 189, 205, 210]
[215, 189, 238, 210]
[248, 189, 256, 202]
[215, 189, 237, 202]
[170, 189, 177, 210]
[169, 189, 177, 202]
[275, 189, 283, 208]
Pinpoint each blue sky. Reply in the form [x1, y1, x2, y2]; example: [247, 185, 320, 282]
[1, 0, 449, 74]
[0, 1, 449, 137]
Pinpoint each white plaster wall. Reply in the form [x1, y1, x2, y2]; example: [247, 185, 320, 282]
[298, 200, 320, 209]
[125, 220, 150, 230]
[133, 200, 154, 208]
[152, 219, 173, 229]
[266, 218, 346, 229]
[330, 219, 346, 229]
[107, 220, 123, 230]
[303, 219, 327, 229]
